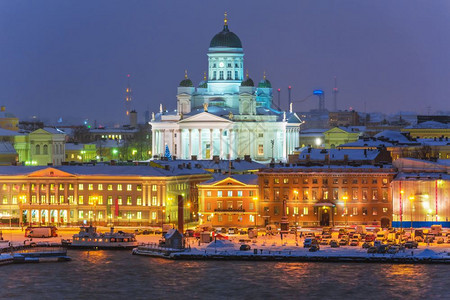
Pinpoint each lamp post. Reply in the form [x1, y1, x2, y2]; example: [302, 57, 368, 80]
[409, 195, 414, 237]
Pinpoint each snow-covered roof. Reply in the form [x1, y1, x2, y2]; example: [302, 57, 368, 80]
[90, 128, 139, 133]
[374, 130, 413, 143]
[0, 142, 16, 154]
[298, 148, 380, 161]
[262, 164, 395, 172]
[0, 128, 19, 136]
[65, 143, 85, 151]
[41, 127, 66, 135]
[394, 172, 450, 181]
[0, 165, 209, 177]
[153, 159, 265, 172]
[404, 121, 450, 129]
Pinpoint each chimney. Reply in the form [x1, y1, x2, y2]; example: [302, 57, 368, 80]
[244, 155, 251, 162]
[191, 155, 197, 161]
[213, 155, 220, 164]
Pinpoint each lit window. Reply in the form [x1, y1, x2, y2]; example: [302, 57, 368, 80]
[59, 184, 64, 191]
[98, 196, 103, 205]
[217, 191, 223, 197]
[237, 191, 243, 197]
[228, 191, 233, 197]
[137, 185, 142, 191]
[88, 184, 93, 191]
[78, 184, 83, 190]
[108, 196, 113, 205]
[127, 184, 132, 191]
[69, 184, 74, 190]
[117, 184, 122, 191]
[78, 196, 84, 204]
[383, 207, 388, 213]
[137, 211, 142, 219]
[137, 197, 142, 206]
[283, 178, 289, 184]
[2, 196, 7, 204]
[98, 184, 103, 191]
[152, 196, 157, 206]
[151, 212, 156, 220]
[207, 202, 211, 210]
[79, 210, 84, 219]
[352, 207, 358, 215]
[118, 197, 122, 205]
[207, 191, 212, 197]
[303, 207, 308, 215]
[152, 185, 157, 191]
[127, 196, 132, 205]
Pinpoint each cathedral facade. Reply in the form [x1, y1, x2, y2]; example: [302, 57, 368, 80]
[151, 15, 301, 162]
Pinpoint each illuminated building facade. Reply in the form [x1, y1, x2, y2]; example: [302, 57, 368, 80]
[258, 165, 396, 228]
[198, 175, 260, 228]
[151, 14, 301, 162]
[392, 158, 450, 227]
[0, 165, 210, 227]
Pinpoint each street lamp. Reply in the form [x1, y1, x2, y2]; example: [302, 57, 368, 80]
[409, 195, 415, 236]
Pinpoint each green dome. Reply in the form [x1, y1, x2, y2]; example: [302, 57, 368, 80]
[179, 78, 193, 87]
[210, 25, 242, 48]
[258, 78, 272, 88]
[241, 77, 254, 87]
[198, 81, 208, 88]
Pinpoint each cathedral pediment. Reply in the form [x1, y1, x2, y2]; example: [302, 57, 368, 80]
[178, 112, 232, 124]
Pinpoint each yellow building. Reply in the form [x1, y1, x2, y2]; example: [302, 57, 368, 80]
[401, 121, 450, 139]
[65, 143, 97, 162]
[0, 165, 211, 227]
[0, 106, 19, 131]
[198, 175, 260, 228]
[323, 127, 363, 148]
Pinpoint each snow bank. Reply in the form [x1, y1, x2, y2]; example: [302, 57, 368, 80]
[206, 240, 236, 249]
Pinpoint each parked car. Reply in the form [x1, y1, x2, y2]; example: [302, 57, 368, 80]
[367, 246, 378, 254]
[365, 233, 376, 242]
[404, 240, 418, 249]
[424, 236, 435, 243]
[349, 239, 359, 246]
[330, 240, 339, 248]
[239, 244, 251, 251]
[362, 242, 373, 249]
[436, 237, 445, 244]
[322, 234, 332, 240]
[185, 229, 195, 237]
[239, 228, 248, 235]
[303, 238, 317, 248]
[319, 239, 330, 246]
[338, 228, 348, 238]
[339, 239, 348, 246]
[309, 245, 320, 252]
[228, 227, 237, 235]
[377, 244, 390, 254]
[322, 227, 332, 235]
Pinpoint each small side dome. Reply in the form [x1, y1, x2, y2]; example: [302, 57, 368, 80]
[241, 76, 254, 87]
[258, 72, 272, 88]
[179, 70, 193, 87]
[198, 72, 208, 88]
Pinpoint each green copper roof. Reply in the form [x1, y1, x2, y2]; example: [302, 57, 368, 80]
[258, 78, 272, 88]
[179, 78, 193, 87]
[210, 25, 242, 48]
[241, 77, 254, 87]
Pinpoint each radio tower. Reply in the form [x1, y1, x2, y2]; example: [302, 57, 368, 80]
[125, 74, 132, 116]
[333, 76, 338, 112]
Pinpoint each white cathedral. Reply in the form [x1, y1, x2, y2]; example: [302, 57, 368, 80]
[151, 15, 301, 162]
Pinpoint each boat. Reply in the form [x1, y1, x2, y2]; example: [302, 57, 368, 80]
[63, 226, 139, 250]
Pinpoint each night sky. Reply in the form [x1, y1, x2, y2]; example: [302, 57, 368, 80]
[1, 0, 450, 126]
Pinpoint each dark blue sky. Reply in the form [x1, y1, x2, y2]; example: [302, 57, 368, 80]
[1, 0, 450, 126]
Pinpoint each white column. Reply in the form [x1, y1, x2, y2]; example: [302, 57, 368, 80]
[188, 129, 192, 159]
[198, 129, 202, 159]
[162, 129, 166, 155]
[283, 127, 287, 161]
[219, 129, 223, 159]
[228, 129, 233, 159]
[209, 129, 213, 159]
[177, 129, 182, 158]
[151, 129, 155, 158]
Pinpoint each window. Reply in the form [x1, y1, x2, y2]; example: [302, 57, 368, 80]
[213, 71, 217, 80]
[264, 179, 269, 186]
[40, 195, 46, 203]
[303, 178, 308, 184]
[98, 196, 103, 205]
[78, 184, 84, 191]
[264, 188, 270, 200]
[362, 207, 368, 216]
[137, 197, 142, 206]
[137, 212, 142, 220]
[323, 189, 329, 200]
[293, 207, 299, 215]
[151, 212, 157, 220]
[68, 195, 74, 204]
[274, 188, 280, 201]
[274, 178, 279, 184]
[118, 197, 122, 205]
[322, 178, 328, 185]
[36, 144, 40, 155]
[237, 201, 243, 209]
[382, 178, 388, 185]
[333, 178, 338, 184]
[303, 189, 309, 200]
[152, 185, 157, 191]
[303, 207, 308, 215]
[218, 215, 223, 222]
[228, 191, 233, 197]
[50, 195, 56, 204]
[274, 206, 280, 215]
[127, 196, 132, 205]
[352, 207, 358, 215]
[362, 179, 368, 184]
[127, 184, 132, 191]
[117, 184, 122, 191]
[108, 196, 113, 205]
[312, 188, 318, 200]
[206, 191, 212, 197]
[227, 201, 233, 209]
[332, 188, 339, 200]
[249, 202, 254, 210]
[88, 184, 93, 191]
[312, 178, 318, 184]
[98, 184, 103, 191]
[43, 144, 48, 155]
[293, 178, 299, 184]
[383, 207, 388, 213]
[283, 178, 289, 184]
[2, 196, 7, 204]
[352, 179, 358, 184]
[249, 191, 254, 197]
[217, 201, 222, 209]
[78, 195, 84, 204]
[69, 184, 74, 190]
[372, 189, 378, 200]
[372, 207, 378, 216]
[79, 210, 84, 219]
[217, 191, 223, 197]
[2, 184, 7, 191]
[107, 184, 113, 191]
[219, 71, 224, 80]
[237, 191, 243, 197]
[343, 179, 348, 184]
[152, 196, 157, 206]
[228, 215, 233, 221]
[352, 188, 358, 200]
[59, 184, 64, 191]
[235, 71, 238, 80]
[362, 189, 368, 201]
[137, 184, 142, 191]
[372, 179, 377, 184]
[258, 144, 264, 155]
[382, 188, 388, 201]
[227, 70, 232, 80]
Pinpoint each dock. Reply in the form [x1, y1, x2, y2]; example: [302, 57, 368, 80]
[0, 248, 71, 266]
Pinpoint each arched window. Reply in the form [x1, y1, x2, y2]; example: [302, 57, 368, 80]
[43, 145, 48, 155]
[35, 145, 40, 155]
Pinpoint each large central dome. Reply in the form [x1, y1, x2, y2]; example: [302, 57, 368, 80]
[209, 14, 242, 48]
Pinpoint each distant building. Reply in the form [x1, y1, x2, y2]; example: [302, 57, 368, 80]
[392, 158, 450, 227]
[65, 143, 97, 163]
[14, 127, 66, 166]
[401, 121, 450, 139]
[198, 174, 259, 228]
[323, 126, 365, 148]
[299, 129, 327, 148]
[0, 142, 18, 165]
[417, 115, 450, 124]
[0, 106, 19, 132]
[329, 110, 360, 127]
[289, 147, 392, 165]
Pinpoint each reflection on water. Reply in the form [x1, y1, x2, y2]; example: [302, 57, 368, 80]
[1, 251, 449, 299]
